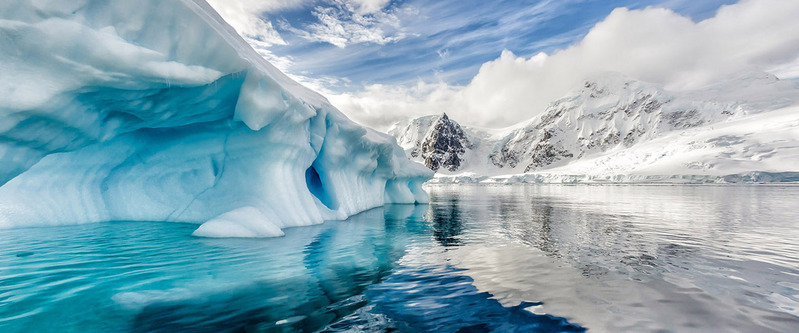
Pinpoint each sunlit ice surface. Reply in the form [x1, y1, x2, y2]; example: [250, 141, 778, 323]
[1, 185, 798, 332]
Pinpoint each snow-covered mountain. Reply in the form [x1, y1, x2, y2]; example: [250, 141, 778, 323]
[0, 0, 431, 236]
[389, 113, 473, 171]
[389, 72, 799, 183]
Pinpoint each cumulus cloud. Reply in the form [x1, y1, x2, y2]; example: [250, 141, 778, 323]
[327, 81, 459, 129]
[329, 0, 799, 130]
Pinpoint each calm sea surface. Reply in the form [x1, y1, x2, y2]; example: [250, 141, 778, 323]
[1, 185, 798, 332]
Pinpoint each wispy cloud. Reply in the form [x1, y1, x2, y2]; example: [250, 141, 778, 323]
[289, 0, 410, 48]
[206, 0, 309, 73]
[206, 0, 307, 45]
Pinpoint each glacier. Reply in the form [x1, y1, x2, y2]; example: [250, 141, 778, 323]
[0, 0, 432, 236]
[390, 72, 799, 184]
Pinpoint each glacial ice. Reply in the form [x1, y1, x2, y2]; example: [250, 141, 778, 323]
[0, 0, 432, 235]
[192, 207, 285, 238]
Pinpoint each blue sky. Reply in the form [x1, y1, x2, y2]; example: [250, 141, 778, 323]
[208, 0, 799, 129]
[249, 0, 737, 89]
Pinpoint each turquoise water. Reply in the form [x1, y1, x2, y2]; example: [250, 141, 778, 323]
[1, 185, 799, 332]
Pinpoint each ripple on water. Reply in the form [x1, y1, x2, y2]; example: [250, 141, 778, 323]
[1, 185, 799, 332]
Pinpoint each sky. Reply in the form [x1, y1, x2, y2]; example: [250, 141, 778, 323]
[207, 0, 799, 130]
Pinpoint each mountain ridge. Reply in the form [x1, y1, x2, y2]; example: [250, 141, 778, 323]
[388, 72, 799, 182]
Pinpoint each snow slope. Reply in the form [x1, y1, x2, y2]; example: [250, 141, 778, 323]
[390, 72, 799, 183]
[0, 0, 431, 236]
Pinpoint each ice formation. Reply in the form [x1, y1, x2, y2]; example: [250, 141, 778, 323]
[0, 0, 432, 235]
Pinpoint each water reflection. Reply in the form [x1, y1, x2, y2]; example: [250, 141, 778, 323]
[127, 208, 431, 332]
[2, 185, 798, 332]
[0, 203, 585, 333]
[427, 194, 465, 247]
[125, 208, 413, 332]
[365, 266, 583, 333]
[425, 184, 799, 332]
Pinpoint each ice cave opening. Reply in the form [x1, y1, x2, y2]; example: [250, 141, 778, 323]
[305, 164, 338, 210]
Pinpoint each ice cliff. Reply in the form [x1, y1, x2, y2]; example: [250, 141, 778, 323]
[0, 0, 432, 236]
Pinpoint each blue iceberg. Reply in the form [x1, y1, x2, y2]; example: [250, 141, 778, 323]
[0, 0, 432, 236]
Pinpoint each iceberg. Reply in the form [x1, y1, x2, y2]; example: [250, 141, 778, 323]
[0, 0, 432, 235]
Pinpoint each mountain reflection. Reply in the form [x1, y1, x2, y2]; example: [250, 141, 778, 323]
[423, 184, 799, 332]
[427, 194, 465, 247]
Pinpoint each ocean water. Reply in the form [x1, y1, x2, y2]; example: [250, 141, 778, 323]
[1, 185, 798, 332]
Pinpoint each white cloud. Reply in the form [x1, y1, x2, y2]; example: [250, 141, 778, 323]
[329, 0, 799, 130]
[350, 0, 391, 14]
[205, 0, 408, 80]
[206, 0, 307, 45]
[327, 81, 460, 130]
[292, 0, 410, 48]
[206, 0, 310, 73]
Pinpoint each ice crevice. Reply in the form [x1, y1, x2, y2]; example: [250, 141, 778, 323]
[0, 0, 432, 237]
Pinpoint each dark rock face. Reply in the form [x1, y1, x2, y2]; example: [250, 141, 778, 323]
[421, 113, 471, 172]
[489, 147, 519, 169]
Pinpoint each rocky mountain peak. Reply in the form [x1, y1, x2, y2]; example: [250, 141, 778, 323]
[421, 113, 472, 171]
